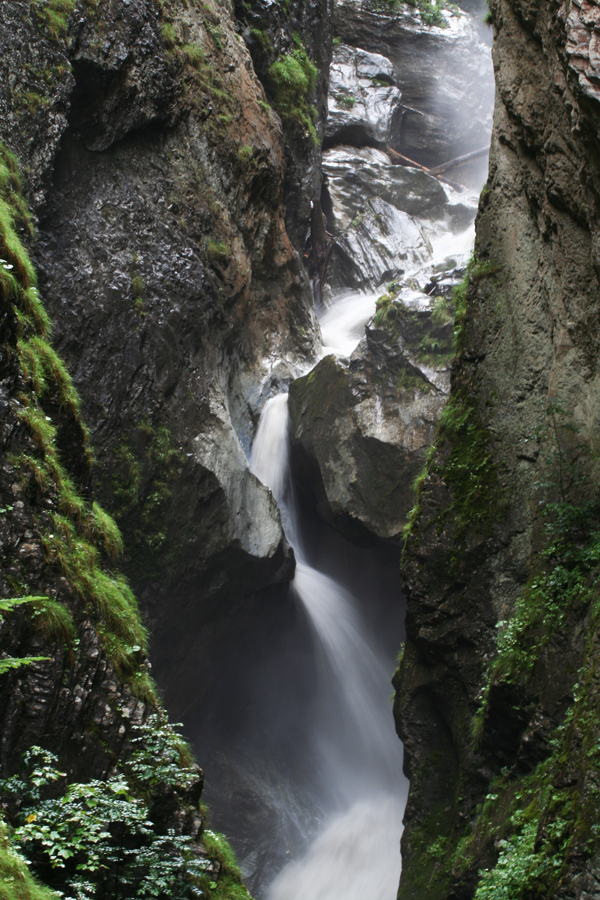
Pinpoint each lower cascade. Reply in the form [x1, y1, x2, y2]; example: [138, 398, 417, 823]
[252, 394, 407, 899]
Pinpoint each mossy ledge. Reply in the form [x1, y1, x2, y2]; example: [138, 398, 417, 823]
[0, 142, 252, 899]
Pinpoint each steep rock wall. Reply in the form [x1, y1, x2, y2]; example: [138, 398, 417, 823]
[396, 1, 600, 898]
[0, 0, 333, 716]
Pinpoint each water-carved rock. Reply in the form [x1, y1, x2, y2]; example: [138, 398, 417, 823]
[289, 290, 454, 543]
[325, 44, 403, 148]
[334, 0, 494, 168]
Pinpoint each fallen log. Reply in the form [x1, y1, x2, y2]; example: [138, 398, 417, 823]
[386, 146, 465, 192]
[427, 146, 490, 175]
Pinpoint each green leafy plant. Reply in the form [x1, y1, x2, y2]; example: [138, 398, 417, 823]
[0, 597, 52, 675]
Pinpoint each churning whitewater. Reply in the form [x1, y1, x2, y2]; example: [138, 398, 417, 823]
[251, 395, 406, 900]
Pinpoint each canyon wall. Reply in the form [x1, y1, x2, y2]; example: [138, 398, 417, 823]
[396, 1, 600, 897]
[0, 0, 331, 895]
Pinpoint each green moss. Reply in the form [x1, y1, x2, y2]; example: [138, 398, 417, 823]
[0, 819, 59, 900]
[111, 421, 183, 560]
[237, 145, 253, 163]
[161, 21, 178, 50]
[0, 141, 158, 700]
[402, 259, 504, 553]
[32, 0, 77, 41]
[249, 26, 274, 55]
[207, 240, 230, 265]
[369, 0, 451, 26]
[335, 92, 356, 109]
[199, 830, 252, 900]
[205, 21, 223, 51]
[29, 597, 77, 650]
[267, 36, 319, 144]
[182, 42, 205, 69]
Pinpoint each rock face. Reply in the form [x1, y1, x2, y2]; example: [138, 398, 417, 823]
[233, 0, 333, 250]
[321, 145, 478, 291]
[289, 288, 454, 543]
[395, 1, 600, 898]
[0, 0, 332, 718]
[325, 44, 403, 148]
[334, 0, 494, 167]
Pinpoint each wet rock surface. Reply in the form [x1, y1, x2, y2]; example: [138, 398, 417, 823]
[0, 0, 331, 761]
[289, 288, 455, 543]
[325, 44, 403, 148]
[321, 144, 478, 291]
[234, 0, 333, 249]
[395, 1, 600, 898]
[334, 0, 494, 167]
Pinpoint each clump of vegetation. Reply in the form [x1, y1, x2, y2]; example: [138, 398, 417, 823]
[335, 92, 356, 109]
[161, 21, 178, 50]
[237, 146, 253, 163]
[0, 817, 59, 900]
[33, 0, 77, 41]
[206, 240, 230, 266]
[182, 43, 205, 70]
[131, 256, 146, 316]
[111, 420, 183, 560]
[267, 35, 319, 143]
[402, 259, 504, 553]
[0, 716, 249, 900]
[373, 0, 454, 26]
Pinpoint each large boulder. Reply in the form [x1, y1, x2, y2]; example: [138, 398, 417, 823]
[325, 44, 403, 147]
[334, 0, 494, 168]
[288, 287, 455, 543]
[323, 145, 448, 224]
[325, 193, 432, 291]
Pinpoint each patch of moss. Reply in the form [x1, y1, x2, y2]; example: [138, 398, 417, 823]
[0, 818, 59, 900]
[402, 259, 504, 553]
[267, 35, 319, 144]
[207, 240, 230, 266]
[111, 420, 183, 560]
[199, 829, 252, 900]
[237, 145, 253, 163]
[0, 141, 156, 700]
[32, 0, 77, 41]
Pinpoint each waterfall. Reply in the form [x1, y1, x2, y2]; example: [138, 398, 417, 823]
[251, 396, 406, 900]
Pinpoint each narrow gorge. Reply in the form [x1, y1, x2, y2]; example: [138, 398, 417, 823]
[1, 1, 600, 900]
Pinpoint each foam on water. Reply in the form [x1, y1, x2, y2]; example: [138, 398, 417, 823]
[268, 796, 404, 900]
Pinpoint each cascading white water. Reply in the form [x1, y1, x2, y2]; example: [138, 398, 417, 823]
[251, 396, 406, 900]
[319, 222, 476, 360]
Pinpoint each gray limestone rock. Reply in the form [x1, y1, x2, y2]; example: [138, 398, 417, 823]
[325, 44, 403, 147]
[326, 193, 433, 290]
[322, 145, 448, 226]
[334, 0, 494, 168]
[289, 291, 452, 542]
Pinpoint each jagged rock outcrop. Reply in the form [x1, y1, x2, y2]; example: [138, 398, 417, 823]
[334, 0, 494, 168]
[395, 1, 600, 898]
[289, 265, 465, 542]
[321, 145, 477, 290]
[0, 138, 238, 899]
[233, 0, 333, 249]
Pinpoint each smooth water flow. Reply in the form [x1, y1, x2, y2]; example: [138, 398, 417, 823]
[251, 397, 406, 900]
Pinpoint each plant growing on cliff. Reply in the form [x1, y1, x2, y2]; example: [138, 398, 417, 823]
[267, 36, 319, 144]
[0, 141, 158, 699]
[0, 714, 251, 900]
